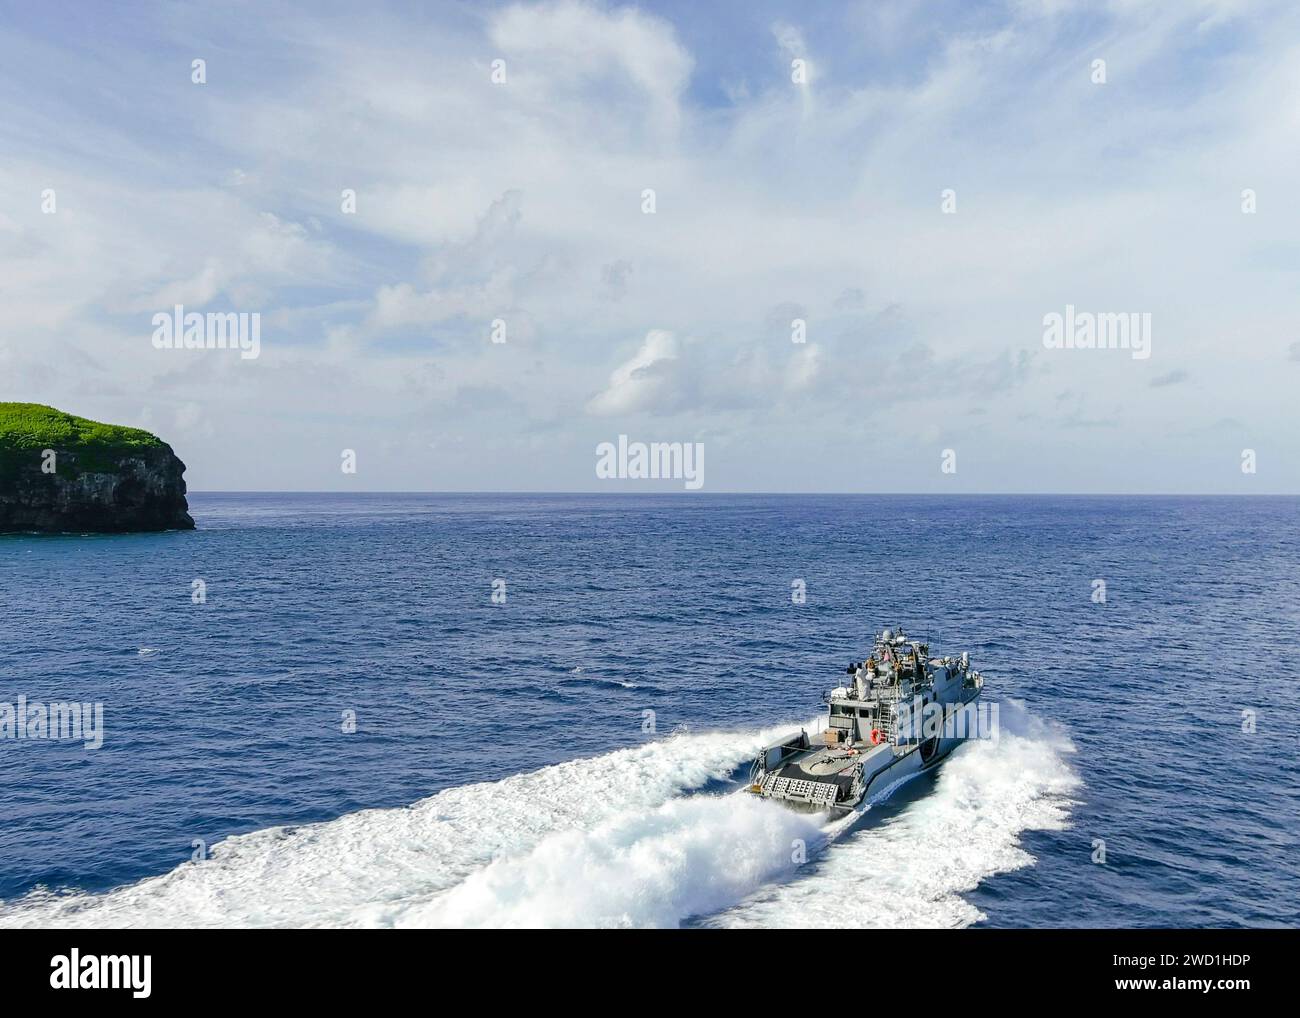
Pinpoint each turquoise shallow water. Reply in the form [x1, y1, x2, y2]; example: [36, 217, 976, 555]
[1, 493, 1297, 927]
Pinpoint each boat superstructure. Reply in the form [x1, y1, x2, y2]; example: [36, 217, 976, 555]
[749, 627, 985, 813]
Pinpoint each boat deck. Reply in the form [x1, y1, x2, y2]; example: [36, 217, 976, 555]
[770, 742, 889, 792]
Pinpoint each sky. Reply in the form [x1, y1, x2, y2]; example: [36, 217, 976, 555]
[1, 0, 1297, 493]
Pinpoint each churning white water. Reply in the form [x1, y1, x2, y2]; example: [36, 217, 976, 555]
[0, 703, 1076, 929]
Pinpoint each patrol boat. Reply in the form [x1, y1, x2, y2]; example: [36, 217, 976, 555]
[748, 627, 985, 813]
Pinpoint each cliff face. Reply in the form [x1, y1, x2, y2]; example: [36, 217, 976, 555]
[0, 404, 195, 534]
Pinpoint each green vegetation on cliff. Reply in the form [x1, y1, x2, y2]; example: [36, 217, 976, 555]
[0, 403, 166, 478]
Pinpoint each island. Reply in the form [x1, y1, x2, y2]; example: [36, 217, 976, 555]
[0, 403, 195, 533]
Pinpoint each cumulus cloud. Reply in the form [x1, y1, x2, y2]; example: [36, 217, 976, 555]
[587, 330, 684, 416]
[1, 0, 1296, 491]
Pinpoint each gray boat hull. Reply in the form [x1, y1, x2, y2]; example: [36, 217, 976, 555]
[750, 627, 987, 814]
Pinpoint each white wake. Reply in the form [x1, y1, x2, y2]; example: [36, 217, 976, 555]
[0, 703, 1077, 928]
[708, 701, 1080, 928]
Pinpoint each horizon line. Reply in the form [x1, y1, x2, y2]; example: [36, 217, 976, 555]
[187, 490, 1300, 498]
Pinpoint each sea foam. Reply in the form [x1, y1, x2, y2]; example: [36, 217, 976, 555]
[0, 704, 1077, 928]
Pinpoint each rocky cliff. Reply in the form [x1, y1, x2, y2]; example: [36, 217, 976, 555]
[0, 403, 195, 534]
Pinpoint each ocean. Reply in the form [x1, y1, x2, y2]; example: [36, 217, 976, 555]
[1, 493, 1297, 928]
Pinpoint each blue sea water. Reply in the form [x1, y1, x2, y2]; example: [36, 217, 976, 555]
[0, 493, 1297, 928]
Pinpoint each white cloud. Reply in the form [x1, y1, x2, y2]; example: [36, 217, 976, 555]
[1, 0, 1297, 491]
[489, 0, 693, 135]
[587, 329, 682, 416]
[773, 21, 814, 118]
